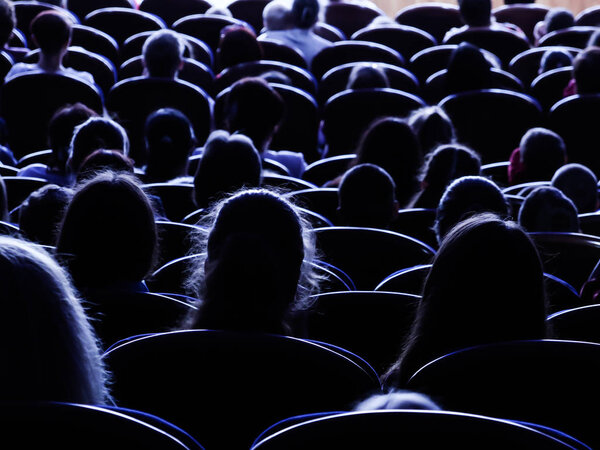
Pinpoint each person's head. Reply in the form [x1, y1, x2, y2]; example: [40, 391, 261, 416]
[0, 235, 109, 404]
[263, 0, 292, 31]
[56, 172, 157, 290]
[76, 149, 135, 183]
[290, 0, 320, 29]
[539, 49, 573, 74]
[68, 117, 129, 174]
[573, 47, 600, 94]
[30, 10, 72, 55]
[408, 106, 456, 155]
[193, 130, 262, 208]
[0, 0, 15, 47]
[346, 63, 390, 90]
[224, 77, 285, 151]
[447, 42, 492, 93]
[383, 213, 547, 387]
[551, 163, 599, 213]
[144, 108, 196, 183]
[338, 163, 399, 229]
[19, 184, 73, 246]
[216, 25, 263, 72]
[519, 127, 566, 182]
[47, 103, 98, 171]
[587, 29, 600, 48]
[354, 390, 441, 411]
[435, 175, 511, 243]
[458, 0, 492, 27]
[142, 29, 185, 78]
[205, 5, 232, 16]
[518, 186, 580, 232]
[0, 174, 7, 222]
[183, 188, 317, 334]
[544, 8, 575, 34]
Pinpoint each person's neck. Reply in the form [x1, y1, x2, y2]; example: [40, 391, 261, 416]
[38, 52, 63, 72]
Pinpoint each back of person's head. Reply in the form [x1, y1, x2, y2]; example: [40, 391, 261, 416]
[183, 188, 317, 333]
[0, 0, 15, 47]
[354, 390, 441, 411]
[519, 127, 566, 182]
[144, 108, 196, 183]
[291, 0, 320, 29]
[346, 63, 390, 90]
[263, 0, 292, 31]
[142, 29, 185, 78]
[0, 235, 109, 404]
[354, 117, 422, 206]
[194, 130, 262, 208]
[539, 48, 573, 74]
[435, 175, 511, 243]
[544, 7, 575, 34]
[0, 174, 7, 222]
[587, 29, 600, 48]
[408, 106, 456, 155]
[338, 163, 398, 229]
[551, 163, 599, 213]
[458, 0, 491, 27]
[224, 77, 285, 151]
[68, 117, 130, 174]
[573, 47, 600, 94]
[19, 184, 73, 246]
[518, 186, 580, 232]
[216, 25, 263, 72]
[56, 172, 157, 289]
[76, 149, 135, 183]
[30, 10, 72, 54]
[447, 42, 492, 93]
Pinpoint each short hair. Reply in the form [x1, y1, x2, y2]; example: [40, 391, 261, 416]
[458, 0, 492, 27]
[346, 63, 390, 90]
[193, 130, 262, 208]
[539, 49, 573, 74]
[77, 149, 135, 183]
[573, 47, 600, 94]
[205, 5, 232, 17]
[48, 103, 98, 169]
[408, 106, 456, 155]
[0, 0, 15, 47]
[551, 163, 599, 213]
[291, 0, 320, 29]
[142, 29, 185, 78]
[69, 117, 129, 173]
[518, 186, 580, 232]
[544, 8, 575, 34]
[263, 0, 292, 31]
[446, 42, 492, 93]
[216, 25, 263, 72]
[519, 127, 566, 182]
[30, 10, 72, 54]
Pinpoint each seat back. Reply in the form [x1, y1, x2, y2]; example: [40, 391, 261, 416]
[173, 14, 251, 53]
[389, 208, 438, 250]
[138, 0, 211, 27]
[537, 26, 598, 49]
[492, 4, 550, 43]
[395, 2, 463, 43]
[14, 1, 79, 36]
[259, 38, 308, 69]
[155, 220, 201, 268]
[323, 2, 383, 38]
[351, 24, 437, 60]
[84, 7, 166, 45]
[508, 46, 580, 88]
[286, 187, 339, 223]
[1, 176, 48, 211]
[301, 154, 355, 187]
[547, 304, 600, 344]
[575, 5, 600, 26]
[530, 66, 573, 112]
[142, 182, 196, 222]
[71, 24, 120, 66]
[227, 0, 271, 36]
[67, 0, 136, 22]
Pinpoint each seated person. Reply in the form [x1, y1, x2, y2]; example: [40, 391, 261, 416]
[262, 0, 292, 33]
[564, 46, 600, 97]
[346, 63, 389, 90]
[518, 186, 580, 232]
[533, 7, 575, 46]
[0, 0, 28, 62]
[538, 48, 573, 75]
[216, 25, 263, 74]
[142, 29, 185, 79]
[551, 163, 599, 213]
[445, 42, 495, 94]
[5, 11, 94, 84]
[337, 163, 399, 229]
[408, 106, 456, 156]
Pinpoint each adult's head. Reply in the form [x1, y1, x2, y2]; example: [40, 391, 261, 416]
[446, 42, 492, 93]
[144, 108, 196, 183]
[338, 163, 398, 229]
[223, 77, 285, 151]
[539, 48, 573, 74]
[56, 172, 157, 290]
[573, 47, 600, 94]
[544, 7, 575, 34]
[0, 235, 109, 403]
[408, 106, 456, 155]
[551, 163, 599, 213]
[458, 0, 492, 27]
[346, 63, 389, 90]
[0, 0, 15, 47]
[291, 0, 320, 29]
[518, 127, 566, 182]
[183, 188, 317, 334]
[518, 186, 580, 232]
[435, 175, 511, 243]
[30, 10, 72, 55]
[216, 25, 262, 72]
[142, 29, 185, 78]
[68, 117, 129, 174]
[76, 149, 135, 183]
[193, 130, 262, 208]
[383, 213, 547, 387]
[19, 184, 73, 246]
[263, 0, 292, 31]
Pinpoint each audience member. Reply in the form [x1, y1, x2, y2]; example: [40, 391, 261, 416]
[337, 163, 398, 229]
[181, 188, 318, 335]
[533, 7, 575, 45]
[551, 163, 599, 213]
[5, 11, 94, 84]
[354, 390, 441, 411]
[382, 213, 547, 387]
[434, 175, 511, 243]
[518, 186, 580, 232]
[410, 144, 482, 209]
[216, 25, 263, 74]
[142, 29, 185, 79]
[538, 48, 573, 75]
[346, 63, 389, 90]
[193, 130, 262, 209]
[262, 0, 292, 32]
[0, 235, 110, 404]
[76, 149, 135, 183]
[0, 174, 7, 222]
[0, 0, 28, 62]
[445, 42, 493, 94]
[565, 47, 600, 96]
[408, 106, 456, 156]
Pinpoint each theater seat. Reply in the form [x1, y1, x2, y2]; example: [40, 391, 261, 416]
[84, 7, 166, 45]
[138, 0, 211, 27]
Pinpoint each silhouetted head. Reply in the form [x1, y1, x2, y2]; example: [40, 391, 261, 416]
[30, 10, 72, 55]
[224, 77, 285, 151]
[0, 175, 7, 222]
[194, 130, 262, 208]
[435, 175, 511, 243]
[519, 186, 580, 232]
[408, 106, 456, 155]
[354, 390, 441, 411]
[447, 42, 492, 93]
[76, 149, 135, 183]
[346, 63, 390, 90]
[544, 8, 574, 34]
[144, 108, 196, 183]
[19, 184, 73, 246]
[519, 127, 566, 182]
[338, 163, 398, 229]
[551, 163, 599, 213]
[217, 25, 262, 72]
[0, 0, 15, 47]
[574, 47, 600, 94]
[458, 0, 491, 27]
[263, 0, 292, 31]
[184, 188, 317, 333]
[0, 235, 110, 403]
[539, 49, 573, 74]
[142, 29, 185, 78]
[291, 0, 320, 29]
[68, 117, 129, 174]
[56, 172, 157, 290]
